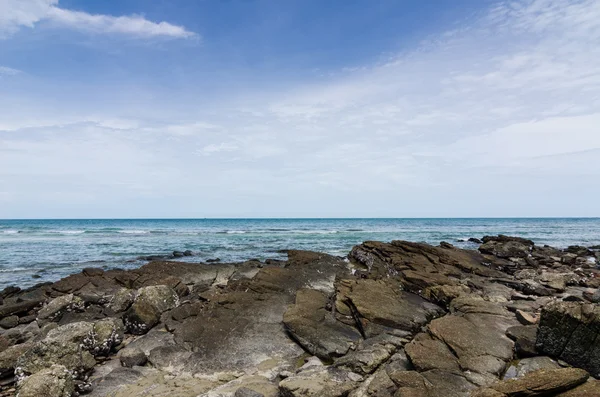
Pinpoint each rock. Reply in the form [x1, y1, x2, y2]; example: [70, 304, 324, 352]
[503, 356, 561, 380]
[582, 289, 600, 303]
[173, 251, 185, 258]
[405, 333, 459, 372]
[108, 288, 136, 313]
[283, 288, 361, 360]
[0, 299, 43, 318]
[279, 366, 358, 397]
[480, 235, 533, 259]
[16, 364, 74, 397]
[16, 327, 96, 378]
[335, 279, 444, 336]
[334, 334, 404, 375]
[88, 318, 124, 356]
[469, 238, 483, 244]
[37, 294, 85, 323]
[119, 347, 147, 368]
[473, 368, 589, 397]
[123, 285, 179, 335]
[183, 250, 193, 256]
[0, 343, 32, 378]
[0, 315, 19, 329]
[536, 301, 600, 377]
[506, 325, 538, 357]
[515, 310, 538, 325]
[235, 387, 265, 397]
[556, 379, 600, 396]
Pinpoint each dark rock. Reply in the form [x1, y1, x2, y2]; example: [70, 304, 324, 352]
[479, 236, 533, 259]
[183, 250, 193, 256]
[536, 301, 600, 377]
[506, 325, 538, 357]
[82, 268, 104, 277]
[0, 299, 43, 318]
[206, 258, 221, 263]
[0, 343, 32, 378]
[37, 294, 85, 323]
[556, 379, 600, 396]
[172, 251, 185, 258]
[469, 238, 483, 244]
[565, 246, 594, 257]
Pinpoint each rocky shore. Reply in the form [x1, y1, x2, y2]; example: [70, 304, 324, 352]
[0, 236, 599, 397]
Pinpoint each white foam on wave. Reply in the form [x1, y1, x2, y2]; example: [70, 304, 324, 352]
[226, 230, 246, 234]
[2, 230, 19, 234]
[118, 230, 149, 234]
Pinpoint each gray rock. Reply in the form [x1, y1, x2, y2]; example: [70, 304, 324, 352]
[283, 288, 361, 360]
[0, 315, 19, 329]
[17, 364, 74, 397]
[108, 288, 136, 313]
[123, 285, 179, 335]
[0, 343, 32, 378]
[119, 347, 147, 367]
[37, 294, 85, 323]
[235, 387, 265, 397]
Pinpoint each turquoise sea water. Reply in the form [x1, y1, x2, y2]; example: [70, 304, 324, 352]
[1, 218, 599, 289]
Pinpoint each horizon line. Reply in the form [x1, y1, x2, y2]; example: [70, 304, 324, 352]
[2, 216, 600, 221]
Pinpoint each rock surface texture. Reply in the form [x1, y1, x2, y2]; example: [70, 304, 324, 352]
[0, 236, 598, 396]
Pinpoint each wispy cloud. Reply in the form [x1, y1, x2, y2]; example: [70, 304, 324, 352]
[0, 0, 196, 39]
[0, 66, 21, 75]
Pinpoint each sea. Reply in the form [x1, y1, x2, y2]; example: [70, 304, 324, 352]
[1, 218, 599, 290]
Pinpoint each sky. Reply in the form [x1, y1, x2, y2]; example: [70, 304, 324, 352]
[0, 0, 599, 218]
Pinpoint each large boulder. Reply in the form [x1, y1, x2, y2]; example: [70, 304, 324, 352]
[16, 364, 74, 397]
[123, 285, 179, 335]
[479, 235, 534, 259]
[536, 301, 600, 377]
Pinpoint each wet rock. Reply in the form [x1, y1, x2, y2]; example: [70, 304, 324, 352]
[536, 301, 600, 377]
[502, 356, 560, 380]
[173, 251, 185, 258]
[472, 367, 589, 397]
[469, 238, 483, 244]
[123, 285, 179, 335]
[0, 299, 43, 318]
[16, 364, 74, 397]
[119, 347, 147, 367]
[37, 293, 85, 323]
[283, 288, 361, 360]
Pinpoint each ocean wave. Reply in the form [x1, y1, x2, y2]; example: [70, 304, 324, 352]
[2, 230, 19, 234]
[118, 230, 149, 234]
[49, 230, 86, 234]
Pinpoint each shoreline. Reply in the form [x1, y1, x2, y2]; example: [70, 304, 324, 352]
[0, 236, 599, 396]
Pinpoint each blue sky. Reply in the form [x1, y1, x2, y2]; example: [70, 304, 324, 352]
[0, 0, 599, 218]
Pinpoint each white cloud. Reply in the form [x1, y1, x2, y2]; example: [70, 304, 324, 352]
[0, 0, 195, 38]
